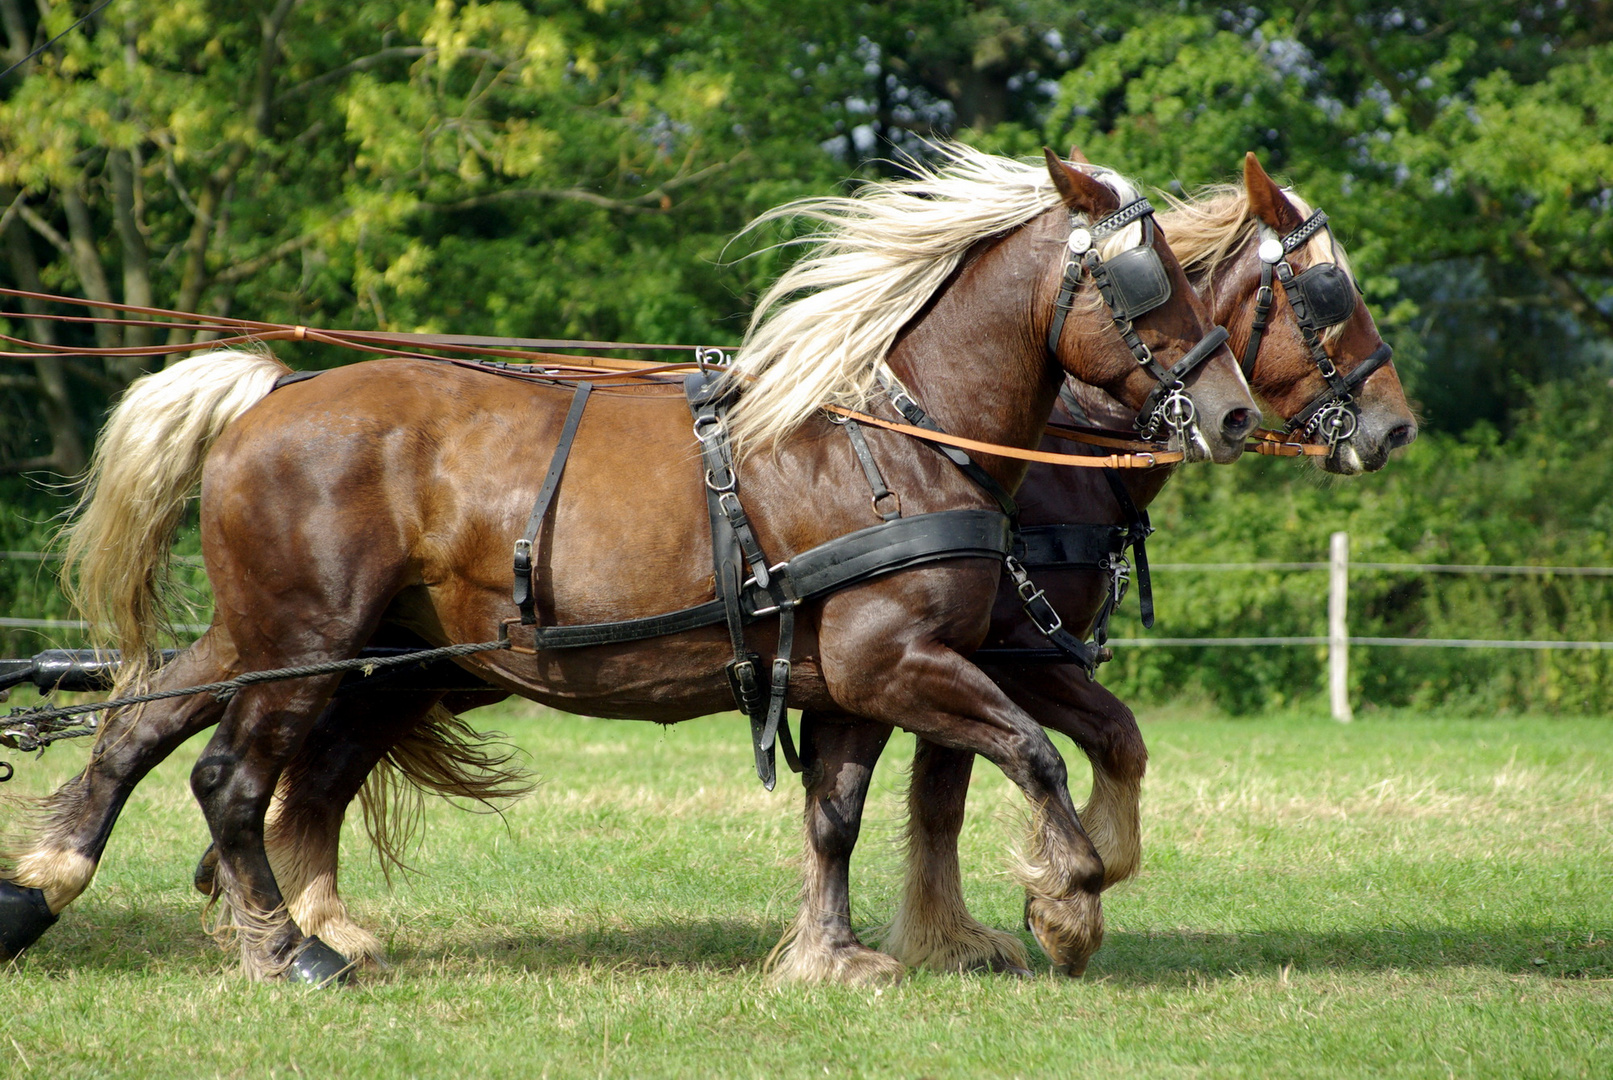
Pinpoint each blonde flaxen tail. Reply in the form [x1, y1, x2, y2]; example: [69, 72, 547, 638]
[59, 350, 290, 698]
[355, 704, 535, 883]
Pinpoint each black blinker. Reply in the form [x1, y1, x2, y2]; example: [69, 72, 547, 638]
[1291, 263, 1356, 328]
[1101, 246, 1172, 323]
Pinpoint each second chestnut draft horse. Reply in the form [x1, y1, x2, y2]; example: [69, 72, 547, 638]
[1, 147, 1256, 983]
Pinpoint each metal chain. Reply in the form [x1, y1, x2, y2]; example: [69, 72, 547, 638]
[1, 639, 512, 757]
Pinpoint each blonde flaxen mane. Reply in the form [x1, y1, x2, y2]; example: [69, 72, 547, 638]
[721, 144, 1146, 453]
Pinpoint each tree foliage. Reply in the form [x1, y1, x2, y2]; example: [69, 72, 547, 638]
[1, 0, 1608, 465]
[1, 2, 1609, 709]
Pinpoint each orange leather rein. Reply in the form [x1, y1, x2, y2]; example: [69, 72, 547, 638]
[0, 286, 1325, 466]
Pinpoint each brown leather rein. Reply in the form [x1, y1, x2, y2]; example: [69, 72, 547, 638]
[0, 286, 1323, 465]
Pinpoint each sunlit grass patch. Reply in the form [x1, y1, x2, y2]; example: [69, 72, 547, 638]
[2, 701, 1610, 1078]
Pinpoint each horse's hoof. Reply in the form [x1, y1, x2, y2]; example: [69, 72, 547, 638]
[193, 844, 219, 896]
[1024, 893, 1102, 977]
[0, 880, 59, 961]
[769, 942, 905, 986]
[286, 936, 354, 987]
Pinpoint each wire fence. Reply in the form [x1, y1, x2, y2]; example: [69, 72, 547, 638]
[7, 539, 1613, 720]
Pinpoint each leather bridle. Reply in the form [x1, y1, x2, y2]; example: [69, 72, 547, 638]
[1046, 197, 1231, 443]
[1241, 209, 1394, 446]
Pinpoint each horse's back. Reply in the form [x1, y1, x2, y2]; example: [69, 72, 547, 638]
[199, 360, 716, 628]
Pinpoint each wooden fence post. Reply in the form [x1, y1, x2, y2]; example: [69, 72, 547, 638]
[1329, 530, 1353, 723]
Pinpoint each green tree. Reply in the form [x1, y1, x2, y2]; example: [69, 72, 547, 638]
[1034, 3, 1613, 432]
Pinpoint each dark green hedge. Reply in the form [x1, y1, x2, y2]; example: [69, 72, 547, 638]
[4, 376, 1611, 713]
[1101, 378, 1613, 714]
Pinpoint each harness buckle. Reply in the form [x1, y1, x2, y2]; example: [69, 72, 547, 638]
[1005, 556, 1064, 636]
[726, 655, 765, 717]
[706, 467, 737, 494]
[692, 413, 723, 443]
[1106, 555, 1132, 607]
[888, 387, 919, 417]
[1256, 284, 1274, 308]
[749, 597, 799, 618]
[1015, 574, 1043, 605]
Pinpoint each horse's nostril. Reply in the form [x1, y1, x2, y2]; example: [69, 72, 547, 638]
[1387, 423, 1417, 449]
[1223, 408, 1257, 439]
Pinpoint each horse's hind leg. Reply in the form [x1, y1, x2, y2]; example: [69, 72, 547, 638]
[189, 672, 352, 982]
[200, 685, 515, 969]
[251, 692, 452, 969]
[768, 711, 902, 986]
[1, 632, 236, 959]
[879, 738, 1031, 975]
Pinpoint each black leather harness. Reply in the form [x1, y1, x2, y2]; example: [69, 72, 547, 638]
[502, 198, 1234, 774]
[273, 196, 1230, 787]
[508, 372, 1014, 789]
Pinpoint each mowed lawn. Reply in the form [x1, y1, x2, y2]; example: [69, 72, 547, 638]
[2, 699, 1609, 1079]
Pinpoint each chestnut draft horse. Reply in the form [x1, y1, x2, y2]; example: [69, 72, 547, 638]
[880, 152, 1419, 975]
[0, 148, 1257, 983]
[177, 153, 1417, 981]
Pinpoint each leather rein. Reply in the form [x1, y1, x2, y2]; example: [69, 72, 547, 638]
[0, 285, 1191, 469]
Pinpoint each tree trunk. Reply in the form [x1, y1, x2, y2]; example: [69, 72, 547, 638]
[3, 212, 87, 475]
[61, 184, 120, 352]
[110, 145, 155, 361]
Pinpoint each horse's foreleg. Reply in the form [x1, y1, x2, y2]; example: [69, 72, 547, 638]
[1, 634, 236, 959]
[767, 711, 901, 986]
[882, 663, 1148, 976]
[836, 645, 1107, 976]
[996, 666, 1147, 889]
[879, 738, 1030, 975]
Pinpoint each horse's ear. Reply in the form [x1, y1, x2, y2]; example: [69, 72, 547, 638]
[1045, 147, 1119, 218]
[1066, 144, 1091, 165]
[1244, 152, 1304, 234]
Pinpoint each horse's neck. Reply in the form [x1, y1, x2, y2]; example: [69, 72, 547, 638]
[882, 224, 1061, 488]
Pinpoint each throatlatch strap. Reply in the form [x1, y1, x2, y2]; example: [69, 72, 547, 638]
[513, 381, 593, 625]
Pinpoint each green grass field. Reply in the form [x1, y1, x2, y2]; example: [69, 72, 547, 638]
[2, 700, 1609, 1078]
